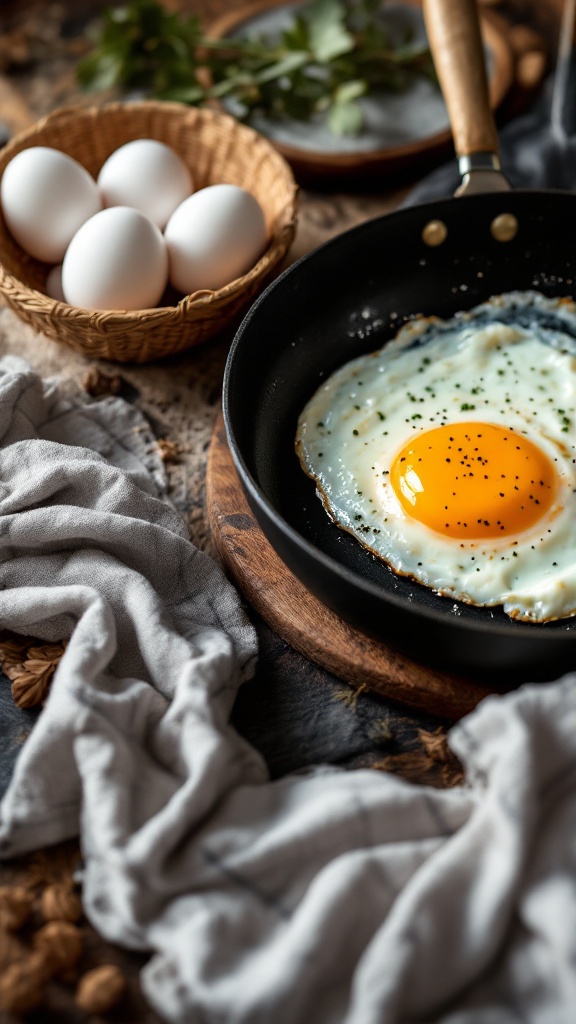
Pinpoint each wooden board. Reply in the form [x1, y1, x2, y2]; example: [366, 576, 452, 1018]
[206, 413, 503, 720]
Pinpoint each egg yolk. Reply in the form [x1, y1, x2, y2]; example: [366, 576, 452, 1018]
[390, 421, 557, 538]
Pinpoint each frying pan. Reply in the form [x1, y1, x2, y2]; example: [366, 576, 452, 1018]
[223, 0, 576, 683]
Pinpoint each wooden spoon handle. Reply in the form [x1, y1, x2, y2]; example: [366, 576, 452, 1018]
[422, 0, 499, 157]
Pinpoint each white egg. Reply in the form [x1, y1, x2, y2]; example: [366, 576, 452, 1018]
[61, 206, 168, 311]
[297, 291, 576, 624]
[97, 139, 192, 230]
[45, 264, 65, 302]
[0, 146, 101, 263]
[164, 184, 267, 294]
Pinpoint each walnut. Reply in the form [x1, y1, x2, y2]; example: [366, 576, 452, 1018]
[9, 661, 55, 707]
[0, 953, 49, 1014]
[41, 881, 83, 923]
[75, 963, 126, 1014]
[0, 885, 34, 931]
[0, 636, 30, 673]
[4, 641, 66, 708]
[82, 366, 123, 397]
[157, 437, 181, 463]
[418, 727, 465, 787]
[26, 643, 67, 662]
[33, 920, 83, 976]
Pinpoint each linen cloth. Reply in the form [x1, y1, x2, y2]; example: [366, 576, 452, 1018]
[0, 356, 574, 1024]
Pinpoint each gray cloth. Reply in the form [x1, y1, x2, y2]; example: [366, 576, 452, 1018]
[0, 356, 575, 1023]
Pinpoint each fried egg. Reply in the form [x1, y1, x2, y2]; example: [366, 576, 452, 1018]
[296, 291, 576, 623]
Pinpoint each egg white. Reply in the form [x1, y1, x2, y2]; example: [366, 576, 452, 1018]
[296, 291, 576, 623]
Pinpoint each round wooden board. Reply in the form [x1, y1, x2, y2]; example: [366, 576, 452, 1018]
[206, 412, 505, 720]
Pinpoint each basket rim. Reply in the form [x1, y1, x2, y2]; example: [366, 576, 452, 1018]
[0, 99, 299, 325]
[0, 98, 293, 161]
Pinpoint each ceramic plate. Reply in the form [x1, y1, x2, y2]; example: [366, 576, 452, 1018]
[208, 0, 514, 181]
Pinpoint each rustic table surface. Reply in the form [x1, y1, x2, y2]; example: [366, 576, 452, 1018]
[0, 0, 565, 1019]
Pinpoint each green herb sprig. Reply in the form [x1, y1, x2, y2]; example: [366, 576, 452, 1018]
[77, 0, 436, 137]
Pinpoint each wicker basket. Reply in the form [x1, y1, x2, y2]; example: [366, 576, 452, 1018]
[0, 101, 298, 363]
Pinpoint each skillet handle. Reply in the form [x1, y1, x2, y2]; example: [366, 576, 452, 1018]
[422, 0, 509, 192]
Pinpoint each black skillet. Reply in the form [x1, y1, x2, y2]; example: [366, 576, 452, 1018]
[223, 0, 576, 683]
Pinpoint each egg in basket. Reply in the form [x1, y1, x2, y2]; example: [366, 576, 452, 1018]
[0, 101, 298, 363]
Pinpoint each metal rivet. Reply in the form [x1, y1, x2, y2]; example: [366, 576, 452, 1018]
[491, 213, 519, 242]
[422, 219, 448, 247]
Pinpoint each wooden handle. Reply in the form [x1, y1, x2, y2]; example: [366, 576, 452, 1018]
[422, 0, 499, 157]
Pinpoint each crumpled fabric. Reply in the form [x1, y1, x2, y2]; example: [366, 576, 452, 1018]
[0, 355, 574, 1024]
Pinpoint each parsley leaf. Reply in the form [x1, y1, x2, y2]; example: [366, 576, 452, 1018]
[77, 0, 436, 137]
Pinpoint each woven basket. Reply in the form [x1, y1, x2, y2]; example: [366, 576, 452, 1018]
[0, 101, 298, 363]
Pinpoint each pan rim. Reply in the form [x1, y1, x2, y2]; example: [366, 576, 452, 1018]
[223, 189, 576, 644]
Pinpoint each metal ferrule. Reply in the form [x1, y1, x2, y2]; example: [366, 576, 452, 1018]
[455, 153, 510, 196]
[458, 152, 503, 176]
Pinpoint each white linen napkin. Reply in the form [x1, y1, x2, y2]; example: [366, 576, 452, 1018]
[0, 356, 575, 1024]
